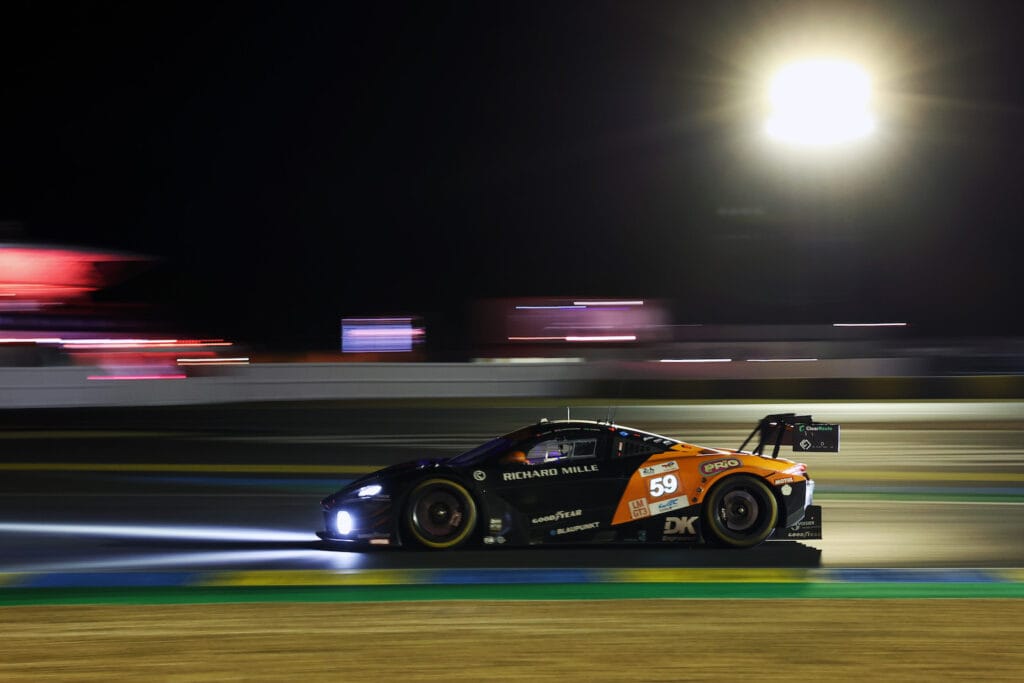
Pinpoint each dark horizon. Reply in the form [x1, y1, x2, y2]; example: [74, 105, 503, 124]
[3, 1, 1024, 351]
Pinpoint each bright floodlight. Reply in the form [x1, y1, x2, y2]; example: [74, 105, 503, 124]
[765, 59, 874, 147]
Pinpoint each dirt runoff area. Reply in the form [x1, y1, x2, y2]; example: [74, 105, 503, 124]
[1, 599, 1022, 681]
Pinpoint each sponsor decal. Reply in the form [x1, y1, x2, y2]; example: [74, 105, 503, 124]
[503, 465, 597, 482]
[560, 464, 599, 475]
[531, 509, 583, 525]
[628, 497, 650, 520]
[489, 518, 502, 532]
[640, 460, 679, 478]
[779, 520, 821, 539]
[503, 468, 557, 481]
[793, 423, 840, 452]
[483, 535, 506, 545]
[781, 484, 793, 497]
[662, 516, 699, 536]
[550, 521, 600, 536]
[773, 477, 794, 486]
[473, 470, 486, 481]
[783, 529, 818, 539]
[648, 495, 686, 515]
[699, 457, 741, 476]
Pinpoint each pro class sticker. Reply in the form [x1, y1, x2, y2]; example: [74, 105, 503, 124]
[699, 457, 741, 476]
[628, 497, 650, 519]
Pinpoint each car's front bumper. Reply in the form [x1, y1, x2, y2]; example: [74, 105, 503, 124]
[319, 498, 396, 545]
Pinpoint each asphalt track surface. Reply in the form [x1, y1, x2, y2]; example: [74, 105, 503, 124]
[2, 400, 1023, 573]
[3, 401, 1023, 681]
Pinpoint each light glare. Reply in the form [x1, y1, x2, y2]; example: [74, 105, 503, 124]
[356, 484, 382, 498]
[765, 59, 874, 146]
[336, 511, 353, 535]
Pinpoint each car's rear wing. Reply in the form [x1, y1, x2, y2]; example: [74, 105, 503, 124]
[738, 413, 840, 458]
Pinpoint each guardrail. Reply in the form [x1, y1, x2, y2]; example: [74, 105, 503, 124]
[3, 357, 1023, 408]
[0, 362, 600, 408]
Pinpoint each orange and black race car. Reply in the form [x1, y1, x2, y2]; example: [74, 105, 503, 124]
[318, 413, 839, 549]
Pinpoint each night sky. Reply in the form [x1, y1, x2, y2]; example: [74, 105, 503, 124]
[3, 1, 1024, 351]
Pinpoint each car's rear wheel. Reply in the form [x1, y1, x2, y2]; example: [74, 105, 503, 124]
[405, 478, 478, 549]
[702, 475, 778, 548]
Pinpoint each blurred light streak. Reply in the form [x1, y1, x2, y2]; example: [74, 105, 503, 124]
[508, 335, 637, 342]
[515, 305, 586, 310]
[63, 339, 232, 349]
[0, 462, 375, 474]
[66, 338, 179, 346]
[0, 246, 131, 301]
[572, 300, 644, 306]
[3, 550, 335, 573]
[566, 335, 637, 342]
[745, 358, 818, 362]
[833, 322, 908, 327]
[473, 357, 584, 363]
[341, 317, 423, 353]
[0, 337, 63, 344]
[0, 522, 316, 543]
[0, 301, 47, 311]
[87, 374, 187, 380]
[347, 329, 425, 338]
[88, 351, 206, 358]
[176, 357, 250, 365]
[507, 336, 563, 341]
[658, 358, 733, 363]
[1, 336, 232, 348]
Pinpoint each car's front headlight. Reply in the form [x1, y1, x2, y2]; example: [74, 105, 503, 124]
[356, 484, 382, 498]
[336, 510, 354, 535]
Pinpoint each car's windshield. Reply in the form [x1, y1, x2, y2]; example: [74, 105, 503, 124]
[447, 436, 513, 467]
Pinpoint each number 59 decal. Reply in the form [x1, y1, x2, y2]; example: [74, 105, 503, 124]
[649, 474, 678, 498]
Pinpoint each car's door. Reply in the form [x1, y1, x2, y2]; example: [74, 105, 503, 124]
[480, 426, 626, 542]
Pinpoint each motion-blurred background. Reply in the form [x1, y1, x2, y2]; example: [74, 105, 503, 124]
[3, 1, 1024, 373]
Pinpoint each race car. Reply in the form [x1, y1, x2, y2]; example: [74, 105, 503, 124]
[318, 413, 839, 549]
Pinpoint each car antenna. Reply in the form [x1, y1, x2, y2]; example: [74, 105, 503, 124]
[605, 378, 623, 425]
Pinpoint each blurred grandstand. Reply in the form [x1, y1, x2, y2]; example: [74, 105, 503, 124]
[0, 242, 245, 375]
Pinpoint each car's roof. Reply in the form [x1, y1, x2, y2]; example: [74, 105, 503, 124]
[526, 419, 682, 445]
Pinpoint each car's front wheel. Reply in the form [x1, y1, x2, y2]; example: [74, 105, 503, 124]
[404, 478, 478, 549]
[702, 475, 779, 548]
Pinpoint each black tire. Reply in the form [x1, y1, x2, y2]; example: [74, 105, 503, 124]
[702, 475, 779, 548]
[404, 478, 478, 549]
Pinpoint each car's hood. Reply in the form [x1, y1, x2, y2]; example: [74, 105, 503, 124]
[322, 458, 445, 508]
[368, 457, 446, 480]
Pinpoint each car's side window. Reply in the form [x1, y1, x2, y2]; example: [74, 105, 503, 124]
[615, 437, 663, 458]
[523, 436, 599, 465]
[498, 428, 611, 466]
